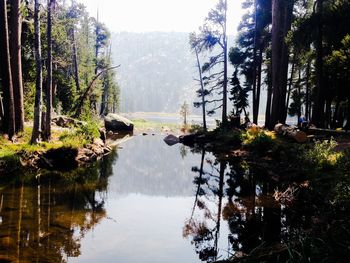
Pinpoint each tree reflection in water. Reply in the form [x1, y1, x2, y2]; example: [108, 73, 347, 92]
[184, 149, 284, 262]
[0, 150, 117, 262]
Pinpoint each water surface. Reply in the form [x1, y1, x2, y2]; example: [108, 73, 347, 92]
[0, 135, 289, 262]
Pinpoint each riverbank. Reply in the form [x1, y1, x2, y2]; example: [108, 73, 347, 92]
[180, 126, 350, 262]
[0, 117, 185, 174]
[0, 123, 112, 174]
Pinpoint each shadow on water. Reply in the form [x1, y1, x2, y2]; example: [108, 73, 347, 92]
[0, 149, 118, 263]
[183, 148, 310, 262]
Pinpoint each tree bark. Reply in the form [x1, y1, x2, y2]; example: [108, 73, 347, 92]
[285, 54, 295, 117]
[269, 0, 293, 129]
[43, 0, 54, 141]
[0, 0, 16, 138]
[31, 0, 43, 144]
[265, 61, 273, 128]
[312, 0, 325, 128]
[256, 46, 263, 125]
[9, 0, 24, 133]
[305, 61, 311, 121]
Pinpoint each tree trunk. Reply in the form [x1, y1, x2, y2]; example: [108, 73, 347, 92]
[194, 46, 207, 131]
[43, 0, 54, 141]
[0, 0, 16, 138]
[269, 0, 293, 129]
[285, 54, 295, 117]
[31, 0, 43, 144]
[256, 47, 263, 125]
[221, 0, 228, 126]
[9, 0, 24, 133]
[252, 0, 258, 124]
[305, 61, 311, 121]
[312, 0, 325, 127]
[265, 61, 273, 128]
[297, 69, 301, 127]
[71, 26, 80, 92]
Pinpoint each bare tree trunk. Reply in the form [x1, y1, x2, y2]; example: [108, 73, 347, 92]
[0, 94, 4, 122]
[269, 0, 293, 129]
[312, 0, 325, 127]
[10, 0, 24, 133]
[297, 69, 302, 126]
[265, 62, 272, 128]
[305, 61, 311, 121]
[222, 0, 228, 126]
[0, 0, 16, 138]
[252, 0, 258, 124]
[285, 54, 295, 116]
[43, 0, 54, 141]
[194, 46, 207, 131]
[256, 47, 263, 125]
[71, 26, 80, 92]
[31, 0, 43, 144]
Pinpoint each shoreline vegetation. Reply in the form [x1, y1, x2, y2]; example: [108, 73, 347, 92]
[177, 124, 350, 262]
[1, 114, 350, 261]
[0, 116, 181, 174]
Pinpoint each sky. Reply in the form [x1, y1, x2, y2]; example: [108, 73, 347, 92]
[78, 0, 245, 35]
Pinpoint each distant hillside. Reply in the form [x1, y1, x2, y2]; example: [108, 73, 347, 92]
[111, 31, 267, 116]
[111, 32, 198, 113]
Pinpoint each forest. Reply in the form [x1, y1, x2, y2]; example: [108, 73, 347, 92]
[0, 0, 350, 262]
[190, 0, 350, 130]
[0, 0, 119, 142]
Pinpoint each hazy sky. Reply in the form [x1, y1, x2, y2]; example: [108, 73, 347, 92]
[79, 0, 244, 34]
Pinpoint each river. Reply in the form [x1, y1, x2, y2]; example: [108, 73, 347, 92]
[0, 134, 286, 262]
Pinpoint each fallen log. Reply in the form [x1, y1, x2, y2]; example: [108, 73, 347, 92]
[306, 127, 350, 137]
[274, 123, 307, 143]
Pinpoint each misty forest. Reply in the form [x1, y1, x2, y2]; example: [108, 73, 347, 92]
[0, 0, 350, 262]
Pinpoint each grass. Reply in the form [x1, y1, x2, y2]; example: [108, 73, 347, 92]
[131, 118, 180, 131]
[0, 122, 100, 171]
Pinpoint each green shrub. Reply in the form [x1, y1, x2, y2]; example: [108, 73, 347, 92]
[75, 121, 100, 142]
[189, 124, 206, 134]
[304, 139, 340, 169]
[242, 127, 274, 154]
[59, 121, 100, 147]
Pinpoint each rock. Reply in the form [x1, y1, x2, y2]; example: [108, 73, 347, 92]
[142, 132, 148, 136]
[104, 113, 134, 131]
[99, 128, 106, 143]
[93, 138, 105, 147]
[39, 147, 79, 171]
[162, 126, 171, 132]
[163, 134, 179, 146]
[52, 116, 86, 128]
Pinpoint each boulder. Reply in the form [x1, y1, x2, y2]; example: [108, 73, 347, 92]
[163, 134, 179, 146]
[52, 116, 86, 127]
[104, 113, 134, 131]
